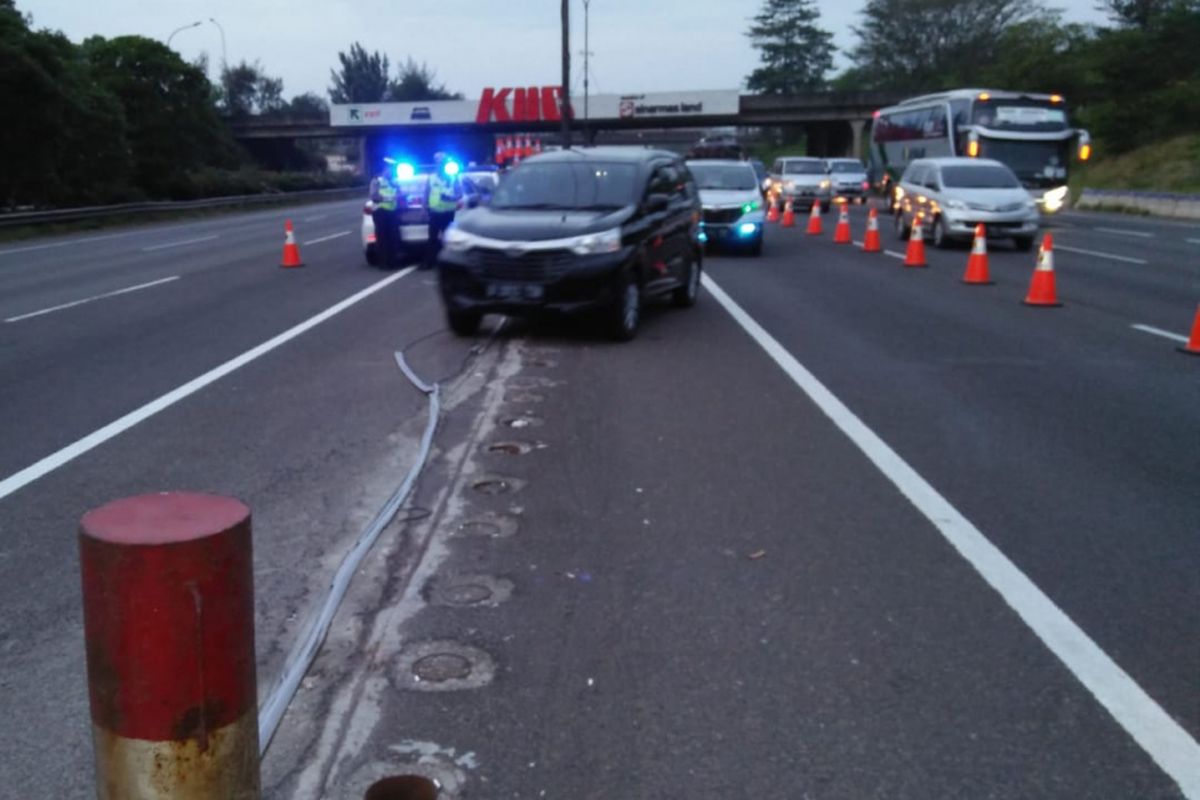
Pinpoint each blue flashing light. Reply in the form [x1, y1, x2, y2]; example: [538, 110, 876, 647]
[443, 160, 461, 177]
[698, 231, 709, 244]
[738, 222, 758, 236]
[396, 162, 416, 180]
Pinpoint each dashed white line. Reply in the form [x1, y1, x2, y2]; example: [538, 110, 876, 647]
[1055, 244, 1148, 265]
[4, 276, 180, 323]
[884, 249, 905, 260]
[141, 234, 219, 253]
[0, 268, 413, 504]
[1095, 227, 1153, 238]
[1186, 238, 1200, 246]
[302, 230, 352, 246]
[1131, 324, 1190, 344]
[702, 272, 1200, 800]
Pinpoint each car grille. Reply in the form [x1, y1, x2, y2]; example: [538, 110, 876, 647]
[703, 207, 742, 225]
[472, 248, 575, 282]
[967, 201, 1026, 213]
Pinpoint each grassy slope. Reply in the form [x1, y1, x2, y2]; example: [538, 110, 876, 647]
[1071, 134, 1200, 198]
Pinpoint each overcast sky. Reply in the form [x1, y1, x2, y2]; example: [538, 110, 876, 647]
[21, 0, 1109, 100]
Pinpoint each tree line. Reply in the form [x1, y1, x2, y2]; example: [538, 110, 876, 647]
[747, 0, 1200, 154]
[0, 0, 457, 208]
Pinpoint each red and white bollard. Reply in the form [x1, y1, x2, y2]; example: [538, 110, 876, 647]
[79, 492, 260, 800]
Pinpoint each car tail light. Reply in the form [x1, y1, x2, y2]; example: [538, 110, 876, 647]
[862, 181, 870, 191]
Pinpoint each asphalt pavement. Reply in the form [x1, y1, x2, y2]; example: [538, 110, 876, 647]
[0, 201, 1196, 799]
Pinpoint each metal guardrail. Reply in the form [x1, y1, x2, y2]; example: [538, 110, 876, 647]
[0, 185, 366, 229]
[1076, 188, 1200, 220]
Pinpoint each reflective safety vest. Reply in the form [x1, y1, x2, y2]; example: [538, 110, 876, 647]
[376, 181, 398, 211]
[427, 172, 459, 213]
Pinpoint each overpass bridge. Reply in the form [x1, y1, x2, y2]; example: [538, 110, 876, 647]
[229, 90, 906, 167]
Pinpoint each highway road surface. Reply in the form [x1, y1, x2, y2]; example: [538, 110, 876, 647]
[0, 199, 1196, 798]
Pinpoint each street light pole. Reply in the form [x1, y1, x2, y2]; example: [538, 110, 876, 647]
[209, 18, 227, 69]
[560, 0, 571, 148]
[583, 0, 591, 142]
[166, 20, 202, 48]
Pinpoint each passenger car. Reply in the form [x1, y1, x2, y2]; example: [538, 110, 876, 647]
[362, 167, 434, 266]
[437, 147, 702, 341]
[823, 158, 870, 201]
[765, 156, 832, 212]
[893, 157, 1039, 250]
[686, 160, 765, 255]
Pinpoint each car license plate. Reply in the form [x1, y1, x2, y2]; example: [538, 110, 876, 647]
[486, 282, 543, 300]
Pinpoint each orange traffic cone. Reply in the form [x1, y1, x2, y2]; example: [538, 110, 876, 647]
[280, 219, 304, 268]
[1023, 233, 1062, 306]
[781, 199, 796, 228]
[805, 202, 823, 235]
[766, 200, 780, 224]
[962, 224, 994, 285]
[862, 207, 881, 252]
[904, 214, 927, 267]
[833, 203, 852, 244]
[1177, 305, 1200, 355]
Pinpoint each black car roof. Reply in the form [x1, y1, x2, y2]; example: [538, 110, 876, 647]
[528, 146, 679, 164]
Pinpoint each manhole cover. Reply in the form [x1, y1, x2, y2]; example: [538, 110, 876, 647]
[395, 641, 495, 692]
[363, 775, 440, 800]
[441, 583, 492, 605]
[457, 512, 519, 538]
[428, 574, 514, 607]
[470, 475, 525, 495]
[485, 441, 535, 456]
[413, 653, 472, 682]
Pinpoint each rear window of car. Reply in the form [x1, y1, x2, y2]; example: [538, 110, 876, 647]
[687, 163, 759, 191]
[828, 161, 865, 173]
[784, 161, 825, 175]
[940, 165, 1021, 188]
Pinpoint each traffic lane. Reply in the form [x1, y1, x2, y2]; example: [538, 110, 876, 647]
[0, 199, 363, 320]
[0, 232, 395, 483]
[1057, 208, 1200, 241]
[1049, 211, 1200, 268]
[708, 224, 1200, 737]
[300, 299, 1184, 799]
[0, 269, 464, 799]
[849, 204, 1197, 335]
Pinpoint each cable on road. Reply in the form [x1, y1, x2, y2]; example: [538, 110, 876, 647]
[256, 318, 508, 754]
[257, 352, 441, 753]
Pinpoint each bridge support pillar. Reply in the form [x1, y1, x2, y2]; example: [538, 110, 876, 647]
[850, 118, 867, 160]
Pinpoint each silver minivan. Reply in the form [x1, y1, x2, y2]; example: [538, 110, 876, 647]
[765, 156, 832, 213]
[894, 158, 1040, 250]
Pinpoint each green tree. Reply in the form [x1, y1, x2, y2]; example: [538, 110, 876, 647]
[328, 43, 390, 103]
[388, 57, 461, 101]
[850, 0, 1045, 90]
[745, 0, 835, 93]
[219, 59, 285, 116]
[977, 16, 1096, 103]
[1099, 0, 1196, 27]
[286, 92, 330, 117]
[83, 35, 237, 197]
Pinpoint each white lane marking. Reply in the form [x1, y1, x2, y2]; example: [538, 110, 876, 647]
[0, 269, 414, 504]
[1096, 227, 1153, 238]
[1187, 238, 1200, 245]
[702, 272, 1200, 799]
[884, 250, 905, 260]
[1055, 245, 1148, 265]
[302, 230, 352, 246]
[0, 229, 180, 257]
[1131, 324, 1190, 344]
[140, 234, 219, 252]
[4, 276, 180, 323]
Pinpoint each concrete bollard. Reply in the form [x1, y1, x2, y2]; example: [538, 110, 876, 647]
[79, 492, 260, 800]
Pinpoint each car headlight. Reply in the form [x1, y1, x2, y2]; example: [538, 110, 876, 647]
[570, 226, 622, 255]
[1041, 186, 1068, 213]
[784, 180, 795, 190]
[819, 179, 831, 189]
[443, 225, 475, 252]
[945, 199, 968, 211]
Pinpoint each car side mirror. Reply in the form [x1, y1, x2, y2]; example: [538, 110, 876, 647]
[645, 193, 670, 213]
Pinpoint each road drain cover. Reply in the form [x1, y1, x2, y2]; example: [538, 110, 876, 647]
[470, 475, 525, 495]
[485, 440, 536, 456]
[363, 775, 440, 800]
[395, 641, 495, 691]
[457, 512, 519, 538]
[428, 574, 514, 607]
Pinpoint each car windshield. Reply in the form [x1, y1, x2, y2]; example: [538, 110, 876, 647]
[828, 162, 865, 173]
[784, 161, 825, 175]
[491, 162, 637, 210]
[940, 165, 1021, 188]
[687, 163, 758, 191]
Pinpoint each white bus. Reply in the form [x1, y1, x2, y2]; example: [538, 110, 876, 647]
[869, 89, 1091, 214]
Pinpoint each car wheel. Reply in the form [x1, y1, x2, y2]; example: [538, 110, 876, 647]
[1013, 236, 1035, 252]
[672, 252, 701, 308]
[446, 307, 481, 337]
[931, 216, 948, 249]
[609, 270, 640, 341]
[365, 245, 379, 266]
[895, 210, 910, 241]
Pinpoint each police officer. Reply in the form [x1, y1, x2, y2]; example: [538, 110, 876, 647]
[369, 165, 400, 268]
[424, 152, 462, 270]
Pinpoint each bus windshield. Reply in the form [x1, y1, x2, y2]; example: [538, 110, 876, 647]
[973, 101, 1068, 132]
[980, 138, 1070, 186]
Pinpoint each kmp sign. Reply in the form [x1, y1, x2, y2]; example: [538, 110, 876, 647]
[330, 87, 739, 127]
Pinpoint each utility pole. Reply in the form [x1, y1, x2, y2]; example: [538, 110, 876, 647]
[583, 0, 591, 142]
[561, 0, 571, 148]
